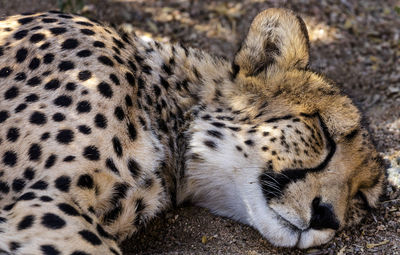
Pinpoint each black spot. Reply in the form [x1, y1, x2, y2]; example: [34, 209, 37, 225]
[152, 85, 162, 98]
[105, 158, 119, 174]
[78, 230, 102, 246]
[14, 72, 27, 81]
[93, 41, 105, 48]
[203, 140, 217, 149]
[125, 95, 133, 107]
[15, 103, 27, 113]
[112, 137, 123, 157]
[58, 203, 80, 216]
[18, 17, 34, 24]
[78, 125, 91, 134]
[103, 204, 122, 224]
[157, 119, 168, 133]
[28, 143, 42, 161]
[127, 122, 137, 140]
[83, 146, 100, 161]
[109, 248, 120, 255]
[76, 21, 94, 26]
[211, 122, 225, 128]
[98, 56, 114, 66]
[58, 14, 73, 19]
[125, 72, 135, 86]
[39, 42, 51, 50]
[40, 196, 53, 202]
[63, 155, 75, 162]
[44, 154, 57, 168]
[56, 129, 74, 144]
[23, 167, 35, 180]
[10, 241, 20, 251]
[30, 33, 45, 43]
[0, 67, 13, 78]
[108, 74, 120, 85]
[96, 224, 114, 240]
[80, 28, 95, 35]
[3, 151, 17, 166]
[76, 101, 91, 113]
[160, 76, 169, 89]
[112, 37, 125, 49]
[94, 114, 107, 128]
[15, 48, 28, 63]
[29, 111, 47, 125]
[78, 70, 92, 81]
[81, 214, 93, 224]
[3, 203, 15, 211]
[50, 27, 67, 35]
[97, 82, 113, 98]
[42, 18, 57, 23]
[41, 132, 50, 140]
[58, 61, 74, 71]
[30, 180, 48, 190]
[18, 192, 36, 200]
[61, 38, 79, 50]
[28, 57, 40, 70]
[7, 127, 20, 142]
[54, 176, 71, 192]
[345, 128, 359, 141]
[77, 174, 94, 189]
[14, 29, 29, 40]
[12, 178, 26, 192]
[0, 181, 10, 193]
[244, 140, 254, 146]
[43, 53, 55, 64]
[114, 107, 125, 121]
[0, 110, 9, 123]
[77, 49, 92, 57]
[40, 245, 60, 255]
[207, 130, 223, 139]
[265, 115, 293, 123]
[135, 198, 145, 213]
[52, 113, 65, 122]
[25, 93, 39, 102]
[127, 158, 141, 178]
[66, 82, 77, 91]
[17, 215, 35, 230]
[26, 76, 42, 86]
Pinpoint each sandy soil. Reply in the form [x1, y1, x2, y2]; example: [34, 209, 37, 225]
[1, 0, 399, 254]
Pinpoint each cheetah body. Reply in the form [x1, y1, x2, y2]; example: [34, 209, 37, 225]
[0, 9, 384, 254]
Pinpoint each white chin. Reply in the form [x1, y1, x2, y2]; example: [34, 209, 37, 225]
[297, 229, 335, 249]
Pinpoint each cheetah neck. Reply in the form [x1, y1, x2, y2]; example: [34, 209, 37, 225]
[133, 36, 235, 206]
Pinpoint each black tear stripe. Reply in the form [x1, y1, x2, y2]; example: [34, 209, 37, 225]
[260, 112, 336, 199]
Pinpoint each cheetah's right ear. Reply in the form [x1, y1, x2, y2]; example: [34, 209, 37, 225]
[232, 8, 310, 79]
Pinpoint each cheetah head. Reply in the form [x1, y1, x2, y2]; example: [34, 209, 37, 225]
[181, 9, 385, 249]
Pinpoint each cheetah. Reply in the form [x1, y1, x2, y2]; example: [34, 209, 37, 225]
[0, 8, 384, 254]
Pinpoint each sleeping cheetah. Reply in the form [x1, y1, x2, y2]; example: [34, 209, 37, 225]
[0, 8, 384, 254]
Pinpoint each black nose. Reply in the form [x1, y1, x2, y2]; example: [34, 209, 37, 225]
[310, 197, 340, 230]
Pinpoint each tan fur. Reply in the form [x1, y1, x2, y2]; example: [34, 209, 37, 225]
[0, 8, 384, 253]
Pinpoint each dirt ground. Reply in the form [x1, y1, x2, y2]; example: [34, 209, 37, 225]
[1, 0, 399, 254]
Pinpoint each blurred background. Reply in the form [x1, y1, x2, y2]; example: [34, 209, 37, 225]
[1, 0, 399, 254]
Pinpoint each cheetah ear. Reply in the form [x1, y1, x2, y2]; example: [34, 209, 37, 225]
[233, 8, 310, 78]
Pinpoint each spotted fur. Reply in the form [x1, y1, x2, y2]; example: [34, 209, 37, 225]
[0, 8, 384, 253]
